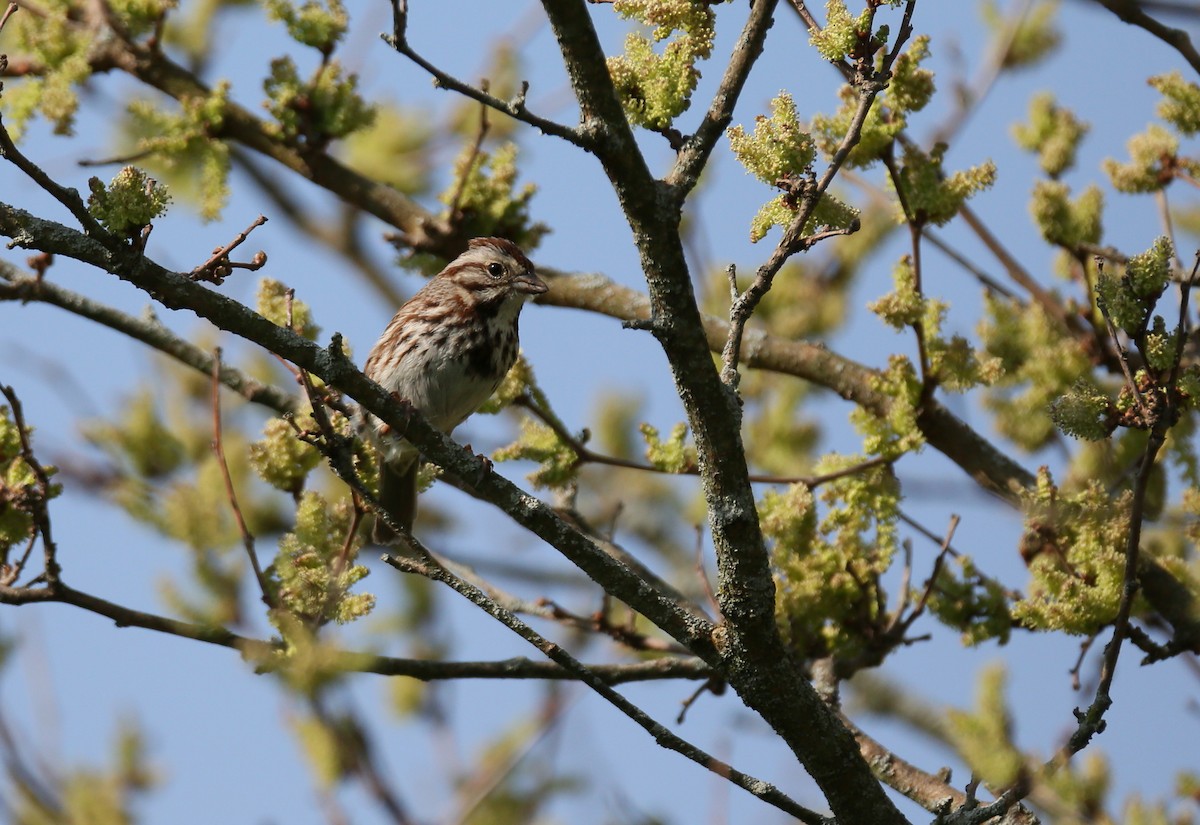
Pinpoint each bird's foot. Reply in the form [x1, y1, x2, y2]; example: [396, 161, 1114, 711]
[461, 443, 493, 487]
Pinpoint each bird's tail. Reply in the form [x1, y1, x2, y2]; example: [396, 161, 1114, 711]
[373, 458, 419, 544]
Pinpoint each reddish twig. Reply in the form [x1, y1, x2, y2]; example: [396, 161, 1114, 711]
[190, 215, 269, 285]
[209, 348, 273, 609]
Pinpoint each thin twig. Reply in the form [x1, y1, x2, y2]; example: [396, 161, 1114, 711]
[515, 392, 894, 487]
[382, 0, 585, 147]
[1093, 0, 1200, 74]
[1094, 259, 1152, 422]
[0, 265, 298, 414]
[447, 91, 491, 220]
[0, 116, 109, 240]
[0, 384, 59, 585]
[189, 215, 269, 284]
[209, 348, 273, 609]
[0, 2, 18, 32]
[380, 549, 824, 825]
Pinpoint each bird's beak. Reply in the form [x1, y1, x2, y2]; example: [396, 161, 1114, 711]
[514, 271, 549, 296]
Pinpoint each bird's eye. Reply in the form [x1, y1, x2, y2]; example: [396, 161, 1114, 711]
[486, 262, 505, 278]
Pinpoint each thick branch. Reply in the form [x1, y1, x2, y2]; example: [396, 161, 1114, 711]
[538, 3, 908, 823]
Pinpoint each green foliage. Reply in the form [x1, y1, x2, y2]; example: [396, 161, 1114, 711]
[1029, 181, 1103, 249]
[926, 555, 1013, 645]
[811, 85, 903, 169]
[341, 103, 433, 195]
[0, 404, 60, 558]
[868, 255, 925, 330]
[391, 140, 551, 274]
[1050, 379, 1116, 441]
[809, 34, 934, 168]
[768, 459, 900, 659]
[1095, 236, 1173, 336]
[265, 0, 347, 53]
[9, 721, 156, 825]
[889, 35, 936, 115]
[257, 277, 322, 341]
[493, 420, 579, 490]
[981, 0, 1061, 69]
[889, 143, 997, 226]
[1126, 235, 1174, 298]
[980, 295, 1092, 450]
[728, 91, 860, 241]
[86, 167, 172, 237]
[807, 1, 874, 63]
[270, 490, 374, 626]
[250, 416, 321, 495]
[263, 56, 375, 146]
[1012, 93, 1090, 177]
[869, 252, 1001, 394]
[1013, 469, 1132, 635]
[741, 377, 821, 477]
[109, 0, 178, 37]
[606, 0, 720, 129]
[727, 93, 816, 186]
[124, 83, 232, 221]
[850, 356, 925, 457]
[84, 391, 186, 479]
[1103, 124, 1194, 193]
[1150, 71, 1200, 136]
[640, 422, 697, 473]
[437, 142, 549, 253]
[946, 664, 1024, 787]
[0, 2, 93, 138]
[292, 712, 353, 788]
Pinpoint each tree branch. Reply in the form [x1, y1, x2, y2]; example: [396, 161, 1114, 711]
[0, 263, 299, 414]
[1091, 0, 1200, 74]
[382, 0, 588, 148]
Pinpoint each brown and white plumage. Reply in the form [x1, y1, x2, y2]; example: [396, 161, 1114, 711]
[362, 237, 546, 543]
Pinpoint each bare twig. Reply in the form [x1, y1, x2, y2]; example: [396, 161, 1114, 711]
[447, 91, 491, 220]
[382, 0, 585, 147]
[209, 348, 273, 609]
[0, 115, 109, 240]
[190, 215, 269, 284]
[0, 2, 18, 32]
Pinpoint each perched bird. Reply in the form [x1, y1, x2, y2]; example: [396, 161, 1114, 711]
[362, 237, 547, 543]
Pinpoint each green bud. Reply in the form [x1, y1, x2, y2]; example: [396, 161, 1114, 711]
[640, 422, 696, 473]
[87, 167, 171, 237]
[257, 278, 321, 341]
[250, 417, 321, 495]
[1029, 181, 1103, 248]
[1050, 379, 1115, 441]
[1012, 93, 1089, 177]
[1150, 71, 1200, 135]
[265, 0, 348, 53]
[1103, 124, 1179, 193]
